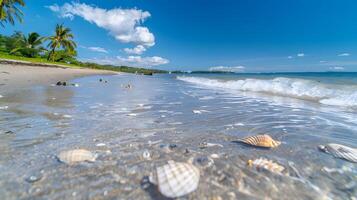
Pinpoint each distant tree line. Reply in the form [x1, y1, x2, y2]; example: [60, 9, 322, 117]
[0, 0, 167, 74]
[0, 30, 166, 74]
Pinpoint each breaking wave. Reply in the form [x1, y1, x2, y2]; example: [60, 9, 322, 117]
[177, 76, 357, 107]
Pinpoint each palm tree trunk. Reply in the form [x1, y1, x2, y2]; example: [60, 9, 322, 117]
[48, 48, 55, 61]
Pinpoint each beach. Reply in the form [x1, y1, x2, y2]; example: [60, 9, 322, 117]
[0, 67, 356, 199]
[0, 62, 117, 93]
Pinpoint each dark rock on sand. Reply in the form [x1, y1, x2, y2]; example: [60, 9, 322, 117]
[56, 81, 67, 86]
[5, 130, 15, 135]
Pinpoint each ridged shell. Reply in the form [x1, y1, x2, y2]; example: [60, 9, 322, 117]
[319, 143, 357, 163]
[150, 160, 200, 198]
[58, 149, 96, 164]
[248, 158, 285, 174]
[239, 134, 281, 148]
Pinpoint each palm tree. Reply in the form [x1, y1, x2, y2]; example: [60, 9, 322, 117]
[46, 24, 77, 61]
[10, 32, 45, 57]
[0, 0, 25, 26]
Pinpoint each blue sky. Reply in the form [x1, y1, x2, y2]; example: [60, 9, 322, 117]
[3, 0, 357, 72]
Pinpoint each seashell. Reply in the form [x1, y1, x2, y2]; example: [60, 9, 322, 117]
[248, 158, 285, 174]
[58, 149, 96, 164]
[142, 149, 151, 160]
[238, 134, 281, 148]
[149, 160, 200, 198]
[319, 143, 357, 163]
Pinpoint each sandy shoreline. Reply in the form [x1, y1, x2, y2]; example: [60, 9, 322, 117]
[0, 70, 355, 199]
[0, 63, 118, 94]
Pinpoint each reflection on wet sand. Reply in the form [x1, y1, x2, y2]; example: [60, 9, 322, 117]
[0, 74, 356, 199]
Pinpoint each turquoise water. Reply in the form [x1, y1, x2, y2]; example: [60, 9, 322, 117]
[0, 73, 356, 199]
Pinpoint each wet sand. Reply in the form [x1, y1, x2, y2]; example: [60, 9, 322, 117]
[0, 73, 356, 200]
[0, 63, 117, 93]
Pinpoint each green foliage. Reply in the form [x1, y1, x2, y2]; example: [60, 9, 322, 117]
[74, 62, 167, 74]
[4, 31, 21, 52]
[0, 0, 25, 26]
[48, 49, 77, 63]
[0, 29, 167, 74]
[9, 32, 45, 57]
[0, 34, 9, 51]
[46, 24, 77, 61]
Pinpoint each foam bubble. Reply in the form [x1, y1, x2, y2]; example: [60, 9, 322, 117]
[178, 76, 357, 107]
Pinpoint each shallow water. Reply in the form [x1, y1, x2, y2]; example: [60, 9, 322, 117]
[0, 73, 356, 199]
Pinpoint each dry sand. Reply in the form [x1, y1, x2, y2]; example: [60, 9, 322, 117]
[0, 63, 117, 94]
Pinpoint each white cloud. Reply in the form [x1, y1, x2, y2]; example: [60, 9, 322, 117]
[48, 2, 155, 47]
[88, 47, 108, 53]
[209, 66, 245, 72]
[85, 55, 169, 67]
[329, 66, 345, 70]
[116, 56, 169, 67]
[338, 53, 350, 57]
[124, 45, 146, 55]
[47, 4, 60, 12]
[287, 56, 293, 59]
[297, 53, 305, 57]
[319, 60, 327, 63]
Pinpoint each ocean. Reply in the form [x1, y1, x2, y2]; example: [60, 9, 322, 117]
[0, 72, 356, 199]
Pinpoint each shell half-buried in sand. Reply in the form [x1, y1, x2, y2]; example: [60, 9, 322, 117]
[149, 160, 200, 198]
[319, 143, 357, 163]
[238, 134, 281, 148]
[248, 158, 285, 174]
[57, 149, 96, 164]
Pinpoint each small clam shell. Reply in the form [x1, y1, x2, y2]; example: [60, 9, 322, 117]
[319, 143, 357, 163]
[150, 160, 200, 198]
[239, 134, 281, 148]
[58, 149, 96, 164]
[248, 158, 285, 174]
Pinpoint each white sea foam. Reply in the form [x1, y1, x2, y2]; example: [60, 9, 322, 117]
[177, 76, 357, 107]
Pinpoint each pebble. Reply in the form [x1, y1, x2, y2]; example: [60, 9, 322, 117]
[25, 175, 42, 183]
[191, 156, 214, 168]
[210, 154, 220, 159]
[141, 176, 151, 189]
[159, 144, 178, 153]
[199, 142, 223, 149]
[96, 143, 106, 147]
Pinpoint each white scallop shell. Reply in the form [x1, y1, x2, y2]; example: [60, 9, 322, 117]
[319, 143, 357, 163]
[150, 160, 200, 198]
[248, 158, 285, 174]
[58, 149, 96, 164]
